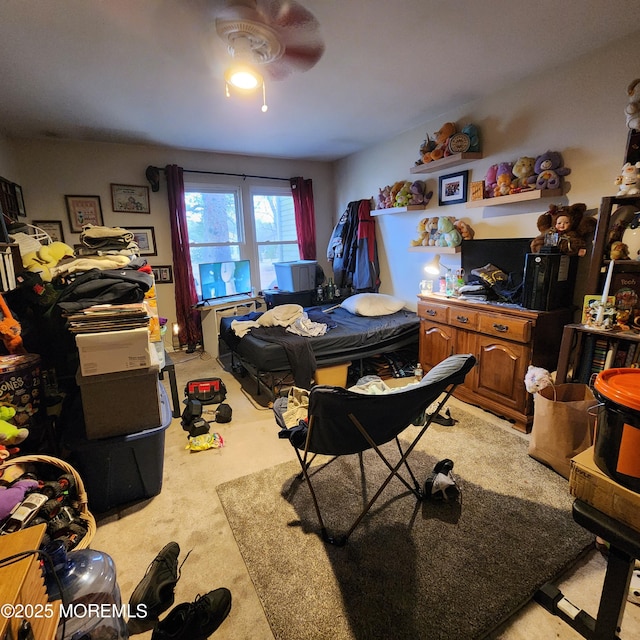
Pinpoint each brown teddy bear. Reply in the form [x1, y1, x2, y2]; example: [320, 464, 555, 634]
[530, 203, 595, 256]
[454, 219, 475, 240]
[423, 122, 457, 163]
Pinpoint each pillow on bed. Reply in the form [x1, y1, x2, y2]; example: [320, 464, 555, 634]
[341, 293, 405, 316]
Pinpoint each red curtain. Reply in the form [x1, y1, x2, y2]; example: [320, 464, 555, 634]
[290, 177, 316, 260]
[165, 164, 202, 348]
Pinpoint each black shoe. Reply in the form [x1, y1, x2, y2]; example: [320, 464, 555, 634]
[127, 542, 181, 635]
[151, 588, 232, 640]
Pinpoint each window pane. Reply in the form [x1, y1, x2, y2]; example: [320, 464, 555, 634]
[253, 193, 296, 243]
[186, 191, 240, 244]
[257, 243, 300, 290]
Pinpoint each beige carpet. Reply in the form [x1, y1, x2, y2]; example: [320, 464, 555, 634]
[217, 407, 594, 640]
[88, 349, 640, 640]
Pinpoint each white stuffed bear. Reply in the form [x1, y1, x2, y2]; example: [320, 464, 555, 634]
[615, 162, 640, 196]
[524, 365, 554, 394]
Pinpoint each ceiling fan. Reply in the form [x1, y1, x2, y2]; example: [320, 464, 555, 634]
[215, 0, 325, 83]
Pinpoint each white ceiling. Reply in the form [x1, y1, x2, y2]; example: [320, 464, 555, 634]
[1, 0, 638, 162]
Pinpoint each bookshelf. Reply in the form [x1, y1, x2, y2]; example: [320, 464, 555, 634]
[555, 323, 640, 385]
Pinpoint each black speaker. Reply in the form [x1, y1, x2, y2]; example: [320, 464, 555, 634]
[522, 253, 577, 311]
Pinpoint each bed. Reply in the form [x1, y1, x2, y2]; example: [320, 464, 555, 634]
[218, 303, 420, 399]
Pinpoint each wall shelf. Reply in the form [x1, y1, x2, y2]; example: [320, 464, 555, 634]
[409, 152, 483, 175]
[371, 205, 428, 217]
[408, 245, 461, 253]
[466, 188, 562, 208]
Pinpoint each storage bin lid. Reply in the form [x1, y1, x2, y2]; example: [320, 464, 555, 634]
[594, 368, 640, 412]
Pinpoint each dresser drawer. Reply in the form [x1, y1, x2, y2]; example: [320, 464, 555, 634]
[477, 313, 531, 343]
[449, 308, 478, 330]
[417, 300, 448, 323]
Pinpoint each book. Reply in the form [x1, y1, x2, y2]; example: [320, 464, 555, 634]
[624, 343, 637, 367]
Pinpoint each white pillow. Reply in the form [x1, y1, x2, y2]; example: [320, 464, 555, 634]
[341, 293, 405, 316]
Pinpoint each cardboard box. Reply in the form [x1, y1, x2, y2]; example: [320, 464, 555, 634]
[569, 446, 640, 534]
[274, 260, 317, 292]
[315, 362, 351, 387]
[76, 327, 151, 376]
[76, 352, 161, 440]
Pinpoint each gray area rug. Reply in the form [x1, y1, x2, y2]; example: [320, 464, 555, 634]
[217, 407, 594, 640]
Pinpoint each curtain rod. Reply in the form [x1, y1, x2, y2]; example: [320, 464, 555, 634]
[146, 165, 290, 183]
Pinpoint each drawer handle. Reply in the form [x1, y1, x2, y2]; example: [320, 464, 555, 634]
[456, 315, 469, 324]
[425, 309, 436, 317]
[493, 323, 509, 333]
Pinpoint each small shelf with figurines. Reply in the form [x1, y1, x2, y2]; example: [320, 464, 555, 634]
[410, 152, 483, 175]
[466, 188, 563, 208]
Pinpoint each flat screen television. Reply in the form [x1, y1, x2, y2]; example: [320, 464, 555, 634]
[461, 238, 534, 286]
[198, 259, 252, 302]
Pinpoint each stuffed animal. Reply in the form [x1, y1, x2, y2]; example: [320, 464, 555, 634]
[524, 366, 554, 394]
[484, 164, 499, 198]
[0, 293, 26, 355]
[461, 124, 481, 152]
[625, 78, 640, 131]
[493, 162, 514, 197]
[423, 122, 457, 162]
[394, 181, 412, 207]
[615, 162, 640, 196]
[610, 240, 630, 260]
[510, 156, 536, 193]
[408, 180, 433, 206]
[453, 219, 475, 240]
[417, 135, 436, 165]
[529, 151, 571, 190]
[435, 216, 462, 247]
[0, 406, 29, 446]
[0, 479, 40, 521]
[22, 241, 74, 282]
[530, 203, 595, 256]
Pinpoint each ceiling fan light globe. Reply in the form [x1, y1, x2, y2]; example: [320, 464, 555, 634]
[225, 66, 262, 91]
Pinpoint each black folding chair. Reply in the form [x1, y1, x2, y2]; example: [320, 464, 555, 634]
[275, 353, 476, 545]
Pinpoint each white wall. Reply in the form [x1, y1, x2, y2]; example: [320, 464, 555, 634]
[8, 139, 335, 340]
[335, 31, 638, 310]
[0, 134, 19, 182]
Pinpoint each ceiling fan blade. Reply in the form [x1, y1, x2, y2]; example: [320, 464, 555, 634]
[264, 43, 324, 80]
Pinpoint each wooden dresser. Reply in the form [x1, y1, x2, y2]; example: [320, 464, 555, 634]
[417, 294, 572, 432]
[0, 523, 61, 640]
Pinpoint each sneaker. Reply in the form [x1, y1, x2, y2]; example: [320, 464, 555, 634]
[127, 542, 181, 635]
[151, 588, 232, 640]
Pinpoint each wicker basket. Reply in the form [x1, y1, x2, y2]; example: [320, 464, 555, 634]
[0, 454, 96, 549]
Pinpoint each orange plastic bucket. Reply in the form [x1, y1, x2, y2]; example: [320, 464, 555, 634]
[593, 368, 640, 492]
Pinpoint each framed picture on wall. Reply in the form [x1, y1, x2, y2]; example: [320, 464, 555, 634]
[152, 265, 173, 284]
[65, 195, 104, 232]
[33, 220, 65, 243]
[14, 184, 26, 217]
[438, 170, 469, 206]
[111, 183, 150, 213]
[128, 226, 157, 256]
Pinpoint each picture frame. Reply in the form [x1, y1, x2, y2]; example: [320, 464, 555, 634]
[128, 226, 157, 256]
[65, 195, 103, 232]
[152, 265, 173, 284]
[111, 183, 150, 213]
[14, 184, 26, 217]
[33, 220, 65, 243]
[438, 170, 469, 206]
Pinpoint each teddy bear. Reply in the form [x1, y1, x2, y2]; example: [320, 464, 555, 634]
[615, 162, 640, 196]
[625, 78, 640, 131]
[423, 122, 457, 163]
[524, 365, 554, 394]
[493, 162, 514, 197]
[416, 135, 436, 166]
[484, 164, 499, 198]
[461, 124, 480, 152]
[510, 156, 536, 193]
[435, 216, 462, 247]
[453, 219, 475, 240]
[610, 240, 630, 260]
[0, 293, 26, 355]
[408, 180, 433, 206]
[530, 203, 595, 256]
[394, 181, 412, 207]
[529, 151, 571, 190]
[0, 406, 29, 446]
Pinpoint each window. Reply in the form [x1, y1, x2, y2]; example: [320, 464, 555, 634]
[185, 180, 297, 297]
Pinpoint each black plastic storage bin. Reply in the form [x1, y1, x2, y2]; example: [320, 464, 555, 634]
[69, 384, 171, 513]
